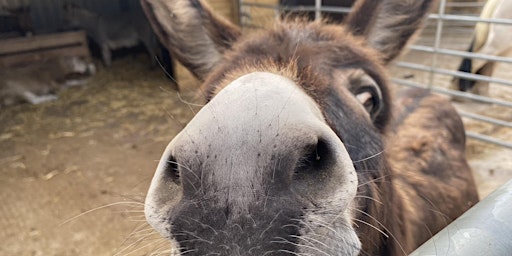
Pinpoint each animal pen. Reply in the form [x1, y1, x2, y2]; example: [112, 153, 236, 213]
[0, 0, 511, 255]
[240, 0, 512, 150]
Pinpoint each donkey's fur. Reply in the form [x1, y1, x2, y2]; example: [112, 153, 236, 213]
[141, 0, 478, 255]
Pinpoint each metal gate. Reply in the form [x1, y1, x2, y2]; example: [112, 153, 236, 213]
[239, 0, 512, 150]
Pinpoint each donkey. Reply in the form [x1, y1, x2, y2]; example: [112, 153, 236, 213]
[451, 0, 512, 97]
[141, 0, 479, 255]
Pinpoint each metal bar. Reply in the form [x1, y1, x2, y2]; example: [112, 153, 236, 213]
[409, 45, 512, 65]
[409, 179, 512, 256]
[238, 0, 243, 26]
[428, 14, 512, 25]
[395, 62, 512, 87]
[314, 0, 322, 21]
[459, 111, 512, 129]
[428, 0, 447, 88]
[308, 6, 350, 14]
[466, 132, 512, 149]
[392, 78, 512, 108]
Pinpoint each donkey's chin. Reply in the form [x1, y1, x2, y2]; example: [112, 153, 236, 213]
[300, 210, 362, 255]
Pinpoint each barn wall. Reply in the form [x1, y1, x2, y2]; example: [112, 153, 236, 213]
[0, 0, 238, 35]
[0, 0, 145, 34]
[0, 0, 238, 86]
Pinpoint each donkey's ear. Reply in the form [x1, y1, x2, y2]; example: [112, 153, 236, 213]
[344, 0, 436, 64]
[140, 0, 241, 80]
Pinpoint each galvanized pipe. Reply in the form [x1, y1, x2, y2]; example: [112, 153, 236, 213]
[458, 111, 512, 129]
[429, 0, 447, 89]
[409, 179, 512, 256]
[409, 45, 512, 65]
[395, 61, 512, 87]
[314, 0, 322, 21]
[428, 13, 512, 26]
[392, 78, 512, 108]
[465, 132, 512, 149]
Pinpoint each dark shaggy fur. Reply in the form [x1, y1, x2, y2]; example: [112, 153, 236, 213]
[141, 0, 479, 254]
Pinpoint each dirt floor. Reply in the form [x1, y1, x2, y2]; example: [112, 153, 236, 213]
[0, 56, 198, 255]
[1, 23, 512, 256]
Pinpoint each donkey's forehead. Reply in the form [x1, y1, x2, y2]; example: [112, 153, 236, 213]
[205, 22, 385, 98]
[179, 71, 324, 140]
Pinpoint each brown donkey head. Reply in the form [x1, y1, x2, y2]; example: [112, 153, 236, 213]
[141, 0, 435, 255]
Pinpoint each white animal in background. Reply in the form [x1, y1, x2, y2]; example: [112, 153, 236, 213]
[452, 0, 512, 97]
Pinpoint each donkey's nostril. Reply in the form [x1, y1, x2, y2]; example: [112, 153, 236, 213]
[295, 139, 332, 177]
[164, 155, 180, 184]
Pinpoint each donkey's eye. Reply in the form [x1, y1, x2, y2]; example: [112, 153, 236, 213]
[355, 85, 382, 118]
